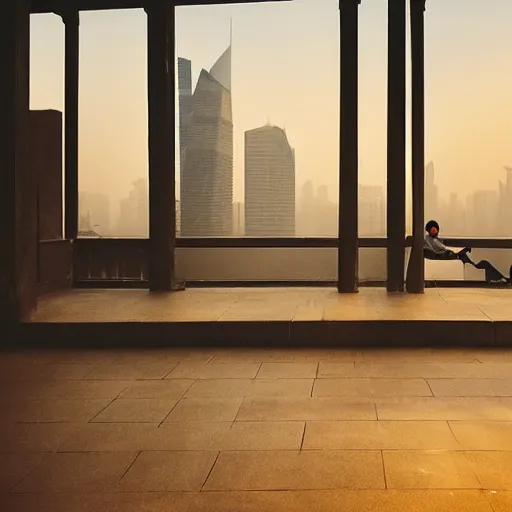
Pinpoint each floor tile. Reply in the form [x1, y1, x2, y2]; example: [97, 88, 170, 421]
[62, 421, 299, 453]
[303, 421, 460, 450]
[85, 362, 178, 380]
[383, 451, 481, 489]
[164, 398, 243, 422]
[167, 362, 260, 379]
[119, 380, 194, 399]
[203, 450, 385, 491]
[236, 397, 377, 421]
[0, 453, 44, 492]
[348, 362, 512, 379]
[0, 423, 78, 453]
[158, 421, 304, 451]
[176, 490, 495, 512]
[209, 349, 362, 363]
[466, 451, 512, 489]
[488, 491, 512, 512]
[1, 363, 95, 381]
[257, 363, 318, 379]
[313, 378, 432, 398]
[0, 490, 497, 512]
[428, 379, 512, 397]
[317, 363, 357, 378]
[186, 379, 314, 398]
[377, 397, 512, 420]
[13, 380, 132, 400]
[361, 349, 482, 363]
[59, 423, 163, 452]
[449, 422, 512, 450]
[2, 492, 198, 512]
[111, 348, 212, 364]
[12, 452, 137, 493]
[120, 451, 218, 491]
[0, 399, 112, 423]
[91, 398, 178, 423]
[63, 421, 300, 454]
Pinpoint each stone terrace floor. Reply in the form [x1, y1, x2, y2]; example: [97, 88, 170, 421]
[2, 347, 512, 511]
[30, 287, 512, 322]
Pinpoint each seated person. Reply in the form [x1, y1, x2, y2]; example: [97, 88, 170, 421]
[424, 220, 511, 284]
[424, 220, 472, 262]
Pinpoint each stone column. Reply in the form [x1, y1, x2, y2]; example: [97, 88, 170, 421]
[338, 0, 361, 293]
[63, 10, 79, 241]
[146, 1, 175, 291]
[386, 0, 407, 292]
[406, 0, 426, 293]
[1, 0, 31, 325]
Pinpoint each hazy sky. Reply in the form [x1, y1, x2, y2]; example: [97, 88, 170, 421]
[29, 0, 512, 212]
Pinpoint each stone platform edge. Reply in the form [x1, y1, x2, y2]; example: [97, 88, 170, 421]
[12, 320, 512, 348]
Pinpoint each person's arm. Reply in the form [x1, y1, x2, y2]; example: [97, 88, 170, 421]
[431, 237, 450, 254]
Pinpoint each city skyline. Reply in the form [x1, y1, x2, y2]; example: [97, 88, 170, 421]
[29, 0, 512, 237]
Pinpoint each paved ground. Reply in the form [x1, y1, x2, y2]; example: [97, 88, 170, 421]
[31, 287, 512, 322]
[2, 347, 512, 511]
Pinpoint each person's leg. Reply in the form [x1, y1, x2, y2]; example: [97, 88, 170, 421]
[458, 251, 476, 266]
[426, 251, 458, 261]
[474, 260, 507, 282]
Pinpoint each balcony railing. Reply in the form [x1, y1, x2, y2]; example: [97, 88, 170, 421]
[72, 237, 512, 287]
[74, 238, 148, 285]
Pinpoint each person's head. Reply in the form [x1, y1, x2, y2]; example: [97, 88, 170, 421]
[425, 220, 440, 238]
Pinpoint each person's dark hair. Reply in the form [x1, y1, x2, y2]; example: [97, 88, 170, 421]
[425, 220, 439, 232]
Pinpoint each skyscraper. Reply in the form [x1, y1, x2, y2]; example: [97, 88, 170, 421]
[116, 178, 148, 237]
[359, 184, 385, 237]
[244, 125, 295, 236]
[180, 45, 233, 236]
[177, 57, 192, 183]
[425, 161, 439, 223]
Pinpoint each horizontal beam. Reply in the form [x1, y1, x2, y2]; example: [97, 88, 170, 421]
[441, 238, 512, 250]
[177, 237, 391, 248]
[74, 237, 389, 249]
[73, 237, 512, 250]
[31, 0, 291, 14]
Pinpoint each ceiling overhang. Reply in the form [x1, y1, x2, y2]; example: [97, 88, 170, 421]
[31, 0, 291, 15]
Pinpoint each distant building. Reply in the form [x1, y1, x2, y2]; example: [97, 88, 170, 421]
[297, 180, 337, 237]
[244, 125, 295, 236]
[176, 199, 181, 237]
[466, 190, 499, 237]
[79, 191, 111, 237]
[498, 167, 512, 237]
[116, 178, 148, 237]
[232, 201, 245, 236]
[425, 161, 439, 224]
[359, 184, 385, 237]
[180, 45, 233, 236]
[177, 57, 192, 182]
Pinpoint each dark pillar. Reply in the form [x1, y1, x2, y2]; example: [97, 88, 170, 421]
[146, 2, 175, 291]
[386, 0, 407, 292]
[1, 0, 31, 326]
[338, 0, 361, 293]
[406, 0, 426, 293]
[63, 10, 79, 241]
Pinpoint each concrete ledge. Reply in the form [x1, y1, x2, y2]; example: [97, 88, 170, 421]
[16, 319, 506, 348]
